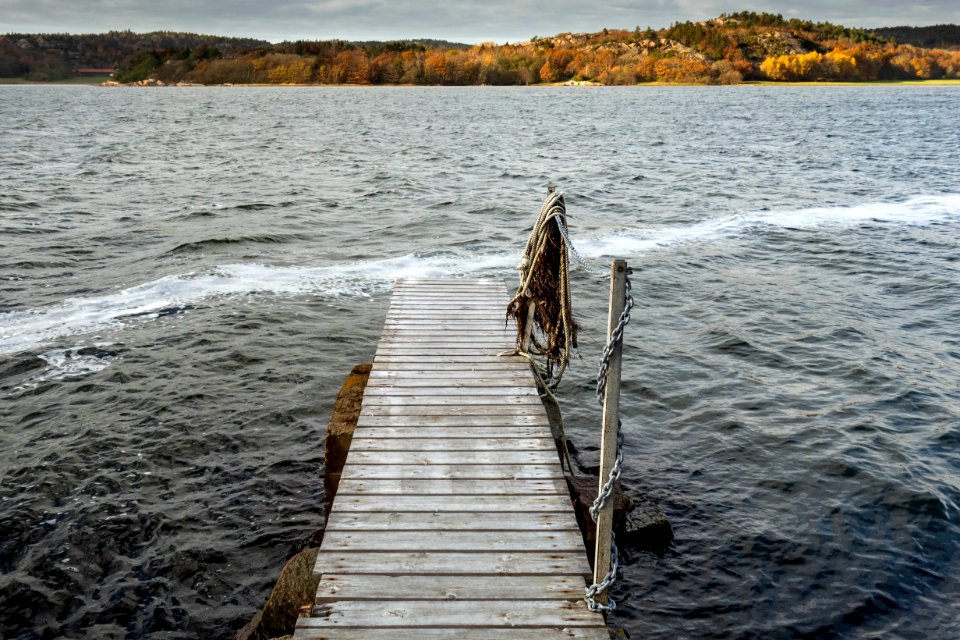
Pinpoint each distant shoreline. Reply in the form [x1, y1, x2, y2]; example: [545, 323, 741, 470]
[3, 78, 959, 87]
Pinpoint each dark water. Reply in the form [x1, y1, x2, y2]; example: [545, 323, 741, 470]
[1, 85, 959, 639]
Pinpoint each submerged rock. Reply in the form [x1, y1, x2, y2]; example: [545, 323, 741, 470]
[622, 498, 673, 548]
[323, 363, 371, 518]
[234, 547, 319, 640]
[236, 364, 371, 640]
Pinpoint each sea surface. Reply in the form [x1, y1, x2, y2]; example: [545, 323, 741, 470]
[1, 85, 958, 639]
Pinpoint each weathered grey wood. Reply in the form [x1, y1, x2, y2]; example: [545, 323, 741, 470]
[388, 302, 505, 308]
[359, 405, 545, 416]
[313, 551, 591, 576]
[315, 574, 588, 602]
[374, 355, 523, 363]
[368, 368, 529, 378]
[360, 395, 543, 406]
[335, 477, 568, 495]
[374, 349, 512, 356]
[343, 450, 560, 465]
[339, 464, 562, 480]
[381, 323, 507, 328]
[331, 494, 572, 512]
[295, 628, 609, 639]
[324, 511, 576, 531]
[383, 318, 512, 333]
[304, 600, 600, 627]
[593, 259, 627, 608]
[362, 386, 536, 396]
[371, 362, 529, 371]
[377, 337, 512, 344]
[356, 414, 547, 427]
[347, 438, 555, 452]
[352, 427, 550, 439]
[365, 377, 532, 387]
[299, 277, 605, 638]
[319, 529, 583, 552]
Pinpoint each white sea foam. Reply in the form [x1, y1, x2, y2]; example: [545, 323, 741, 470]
[0, 252, 518, 356]
[13, 346, 117, 390]
[578, 193, 960, 257]
[0, 195, 957, 356]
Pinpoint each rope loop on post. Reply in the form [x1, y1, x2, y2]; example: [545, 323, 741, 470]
[507, 190, 579, 388]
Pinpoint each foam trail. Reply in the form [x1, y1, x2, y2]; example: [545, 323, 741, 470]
[2, 194, 957, 356]
[578, 194, 960, 257]
[0, 252, 516, 356]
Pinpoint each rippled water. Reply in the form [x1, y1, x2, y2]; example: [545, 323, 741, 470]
[1, 85, 959, 639]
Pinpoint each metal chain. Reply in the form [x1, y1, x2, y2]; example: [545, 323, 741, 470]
[585, 269, 634, 614]
[555, 216, 611, 279]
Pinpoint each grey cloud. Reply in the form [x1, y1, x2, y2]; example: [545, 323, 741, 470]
[2, 0, 958, 42]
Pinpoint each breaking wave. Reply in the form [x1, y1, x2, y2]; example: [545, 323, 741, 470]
[1, 194, 957, 356]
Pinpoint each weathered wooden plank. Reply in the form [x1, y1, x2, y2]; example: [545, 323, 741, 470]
[352, 426, 551, 438]
[378, 332, 511, 339]
[378, 336, 510, 342]
[347, 438, 555, 452]
[378, 320, 506, 324]
[313, 551, 591, 576]
[318, 529, 583, 552]
[389, 302, 505, 307]
[314, 574, 588, 602]
[391, 292, 505, 296]
[358, 408, 542, 419]
[370, 362, 528, 371]
[396, 277, 501, 281]
[368, 368, 529, 378]
[376, 343, 514, 350]
[375, 351, 522, 357]
[362, 386, 536, 396]
[389, 299, 503, 303]
[335, 477, 568, 495]
[374, 348, 512, 354]
[324, 511, 576, 531]
[294, 628, 609, 640]
[380, 324, 512, 331]
[381, 318, 509, 324]
[343, 451, 559, 465]
[355, 414, 547, 426]
[364, 378, 532, 387]
[338, 463, 563, 480]
[377, 335, 512, 342]
[373, 354, 522, 362]
[304, 600, 600, 627]
[360, 395, 542, 406]
[331, 495, 571, 512]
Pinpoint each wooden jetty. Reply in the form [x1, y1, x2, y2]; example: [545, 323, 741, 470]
[295, 277, 609, 639]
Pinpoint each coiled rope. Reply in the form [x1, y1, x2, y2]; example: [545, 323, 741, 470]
[507, 189, 578, 388]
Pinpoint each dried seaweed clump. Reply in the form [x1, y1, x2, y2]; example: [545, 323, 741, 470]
[507, 190, 579, 384]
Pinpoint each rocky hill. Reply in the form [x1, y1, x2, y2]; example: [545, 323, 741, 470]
[3, 12, 959, 84]
[0, 31, 270, 80]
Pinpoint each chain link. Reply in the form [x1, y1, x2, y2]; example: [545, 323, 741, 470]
[585, 269, 634, 614]
[555, 216, 611, 279]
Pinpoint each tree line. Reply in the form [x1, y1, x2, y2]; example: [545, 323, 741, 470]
[3, 13, 959, 85]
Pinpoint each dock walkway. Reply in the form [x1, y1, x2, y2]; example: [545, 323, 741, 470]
[295, 277, 608, 639]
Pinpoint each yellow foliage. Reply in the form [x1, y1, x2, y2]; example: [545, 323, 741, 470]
[267, 58, 313, 84]
[653, 58, 710, 82]
[825, 49, 857, 80]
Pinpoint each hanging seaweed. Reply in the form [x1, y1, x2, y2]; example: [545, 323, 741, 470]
[507, 189, 579, 386]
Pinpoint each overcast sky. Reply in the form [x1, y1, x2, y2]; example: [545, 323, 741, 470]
[2, 1, 957, 43]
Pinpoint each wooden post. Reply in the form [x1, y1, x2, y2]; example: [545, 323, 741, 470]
[521, 299, 536, 352]
[592, 259, 627, 606]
